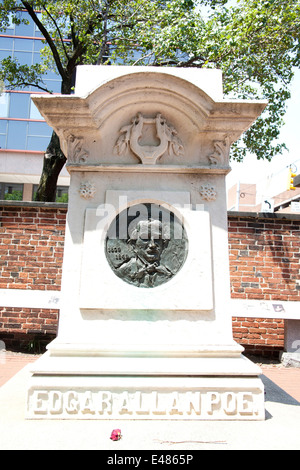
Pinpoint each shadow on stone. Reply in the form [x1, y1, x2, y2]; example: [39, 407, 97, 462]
[261, 374, 300, 407]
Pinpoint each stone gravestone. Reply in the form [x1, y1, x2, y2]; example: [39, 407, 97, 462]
[26, 66, 267, 420]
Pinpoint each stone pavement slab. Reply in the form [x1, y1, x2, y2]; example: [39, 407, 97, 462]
[0, 359, 299, 450]
[262, 368, 300, 403]
[0, 352, 40, 388]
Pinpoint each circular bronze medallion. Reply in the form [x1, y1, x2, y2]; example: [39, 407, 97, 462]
[105, 203, 188, 288]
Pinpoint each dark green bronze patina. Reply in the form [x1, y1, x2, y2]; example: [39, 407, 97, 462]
[105, 203, 188, 288]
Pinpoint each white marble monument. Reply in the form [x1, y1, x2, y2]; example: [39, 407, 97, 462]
[26, 66, 267, 420]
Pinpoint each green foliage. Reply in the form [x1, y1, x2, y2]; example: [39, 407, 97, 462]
[0, 0, 299, 164]
[56, 192, 68, 203]
[116, 0, 300, 162]
[4, 189, 23, 200]
[0, 56, 48, 91]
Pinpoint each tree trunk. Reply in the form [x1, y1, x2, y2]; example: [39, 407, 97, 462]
[35, 131, 67, 202]
[35, 76, 72, 202]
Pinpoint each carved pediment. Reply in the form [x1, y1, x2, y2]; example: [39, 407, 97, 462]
[31, 70, 267, 169]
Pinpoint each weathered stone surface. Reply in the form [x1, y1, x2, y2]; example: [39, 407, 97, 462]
[27, 66, 267, 420]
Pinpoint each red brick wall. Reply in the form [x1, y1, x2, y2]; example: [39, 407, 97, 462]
[228, 216, 300, 302]
[0, 203, 66, 351]
[0, 204, 66, 291]
[232, 317, 285, 357]
[0, 203, 299, 355]
[0, 307, 59, 352]
[229, 214, 300, 356]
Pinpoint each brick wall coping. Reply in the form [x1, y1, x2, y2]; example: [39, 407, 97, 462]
[0, 200, 68, 209]
[228, 210, 300, 221]
[231, 299, 300, 320]
[0, 289, 298, 319]
[0, 202, 299, 221]
[0, 288, 61, 309]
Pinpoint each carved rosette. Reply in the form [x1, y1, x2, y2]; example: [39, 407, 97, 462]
[199, 183, 217, 202]
[114, 113, 184, 164]
[79, 182, 96, 200]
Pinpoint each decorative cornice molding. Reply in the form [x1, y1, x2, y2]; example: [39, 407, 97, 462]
[208, 135, 232, 166]
[64, 133, 89, 164]
[66, 164, 231, 175]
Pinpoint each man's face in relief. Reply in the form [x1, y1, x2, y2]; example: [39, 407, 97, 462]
[132, 220, 165, 263]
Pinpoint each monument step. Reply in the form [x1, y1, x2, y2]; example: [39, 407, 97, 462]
[46, 341, 245, 358]
[29, 352, 261, 377]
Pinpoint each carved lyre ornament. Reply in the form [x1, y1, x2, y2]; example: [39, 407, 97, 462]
[115, 113, 184, 165]
[208, 135, 232, 166]
[64, 133, 89, 164]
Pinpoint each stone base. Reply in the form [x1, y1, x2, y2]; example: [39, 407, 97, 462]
[27, 375, 264, 421]
[280, 352, 300, 368]
[26, 347, 265, 421]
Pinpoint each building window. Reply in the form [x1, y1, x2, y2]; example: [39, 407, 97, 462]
[30, 100, 43, 120]
[0, 93, 10, 118]
[0, 37, 13, 50]
[0, 115, 53, 151]
[0, 10, 62, 153]
[0, 182, 23, 200]
[27, 120, 52, 151]
[0, 120, 7, 149]
[14, 12, 35, 37]
[0, 120, 8, 149]
[9, 92, 30, 118]
[6, 120, 28, 150]
[27, 135, 50, 151]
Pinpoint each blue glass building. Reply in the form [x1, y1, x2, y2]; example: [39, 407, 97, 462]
[0, 9, 69, 201]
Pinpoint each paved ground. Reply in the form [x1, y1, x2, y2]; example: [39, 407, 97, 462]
[0, 351, 300, 450]
[247, 354, 300, 403]
[0, 351, 40, 388]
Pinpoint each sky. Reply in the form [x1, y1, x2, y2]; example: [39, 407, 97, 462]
[226, 68, 300, 189]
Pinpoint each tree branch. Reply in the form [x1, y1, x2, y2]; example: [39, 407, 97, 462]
[132, 51, 155, 65]
[66, 42, 86, 74]
[6, 81, 52, 93]
[176, 55, 206, 67]
[96, 0, 110, 64]
[70, 15, 79, 50]
[42, 2, 70, 61]
[21, 1, 67, 80]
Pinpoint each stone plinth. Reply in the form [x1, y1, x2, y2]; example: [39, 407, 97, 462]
[27, 66, 267, 420]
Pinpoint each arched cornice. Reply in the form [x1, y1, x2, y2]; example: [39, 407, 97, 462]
[31, 70, 267, 167]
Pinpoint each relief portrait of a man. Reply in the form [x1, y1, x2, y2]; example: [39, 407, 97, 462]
[105, 203, 188, 288]
[116, 219, 173, 288]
